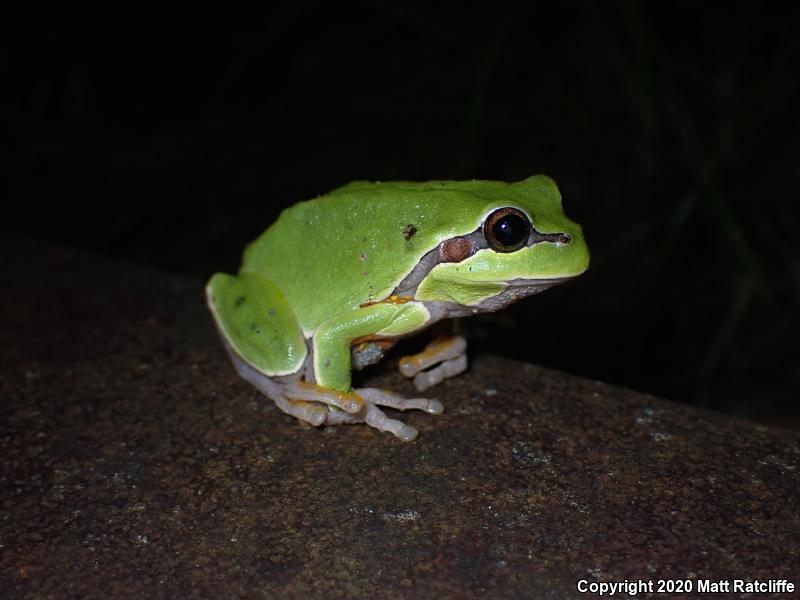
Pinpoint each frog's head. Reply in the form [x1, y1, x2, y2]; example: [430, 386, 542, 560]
[407, 175, 589, 311]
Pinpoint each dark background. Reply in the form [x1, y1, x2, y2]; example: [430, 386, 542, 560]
[5, 4, 799, 428]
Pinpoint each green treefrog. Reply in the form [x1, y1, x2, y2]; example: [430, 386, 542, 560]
[206, 175, 589, 441]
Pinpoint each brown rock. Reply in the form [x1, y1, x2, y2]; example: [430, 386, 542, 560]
[1, 236, 798, 599]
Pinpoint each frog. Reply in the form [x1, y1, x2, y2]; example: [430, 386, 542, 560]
[206, 175, 589, 441]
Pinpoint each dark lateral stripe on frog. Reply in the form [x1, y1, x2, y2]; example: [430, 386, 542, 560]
[394, 224, 570, 295]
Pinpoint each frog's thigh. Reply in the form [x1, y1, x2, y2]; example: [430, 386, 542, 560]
[224, 346, 328, 426]
[206, 272, 307, 376]
[399, 335, 468, 391]
[313, 302, 431, 391]
[208, 273, 332, 425]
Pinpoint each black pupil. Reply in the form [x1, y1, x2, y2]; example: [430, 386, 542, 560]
[493, 213, 528, 248]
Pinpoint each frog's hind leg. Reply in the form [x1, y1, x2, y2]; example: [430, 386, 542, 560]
[209, 272, 330, 425]
[226, 348, 328, 426]
[226, 341, 441, 441]
[398, 335, 468, 391]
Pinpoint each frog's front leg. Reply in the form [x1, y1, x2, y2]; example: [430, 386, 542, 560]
[398, 335, 468, 391]
[312, 300, 442, 440]
[326, 388, 443, 441]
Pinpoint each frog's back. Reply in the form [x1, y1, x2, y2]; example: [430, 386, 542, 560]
[240, 178, 562, 334]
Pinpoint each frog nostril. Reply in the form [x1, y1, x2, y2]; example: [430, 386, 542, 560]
[559, 234, 571, 245]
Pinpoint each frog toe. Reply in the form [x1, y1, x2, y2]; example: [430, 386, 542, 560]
[398, 335, 468, 390]
[412, 354, 468, 391]
[423, 399, 445, 414]
[364, 404, 419, 442]
[323, 398, 422, 441]
[355, 388, 445, 414]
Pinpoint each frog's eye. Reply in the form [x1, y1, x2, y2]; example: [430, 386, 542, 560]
[483, 207, 531, 252]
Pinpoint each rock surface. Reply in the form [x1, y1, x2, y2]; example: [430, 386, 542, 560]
[2, 235, 798, 599]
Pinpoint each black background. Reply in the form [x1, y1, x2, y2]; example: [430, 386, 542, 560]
[6, 4, 799, 427]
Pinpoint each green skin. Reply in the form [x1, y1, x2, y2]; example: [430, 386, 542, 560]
[207, 175, 589, 395]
